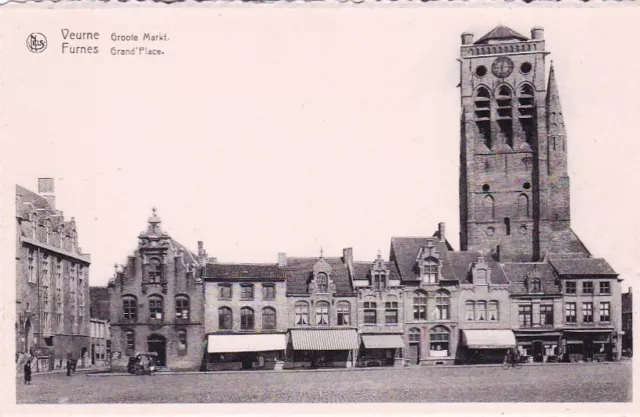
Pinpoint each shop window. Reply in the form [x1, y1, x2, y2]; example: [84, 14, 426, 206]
[240, 284, 254, 300]
[429, 326, 450, 357]
[364, 301, 377, 324]
[149, 296, 164, 322]
[316, 273, 329, 293]
[218, 307, 232, 330]
[465, 301, 475, 321]
[262, 307, 277, 330]
[122, 296, 137, 321]
[565, 281, 576, 294]
[435, 290, 450, 320]
[240, 307, 255, 330]
[565, 302, 577, 323]
[125, 330, 135, 352]
[219, 284, 232, 300]
[582, 302, 593, 323]
[175, 296, 190, 321]
[177, 330, 187, 353]
[147, 258, 163, 283]
[518, 304, 532, 327]
[262, 284, 276, 300]
[599, 302, 610, 322]
[488, 301, 499, 321]
[337, 301, 351, 326]
[582, 281, 593, 295]
[385, 300, 399, 325]
[599, 281, 611, 295]
[413, 291, 427, 320]
[315, 301, 330, 326]
[540, 304, 554, 325]
[476, 301, 487, 321]
[294, 302, 309, 326]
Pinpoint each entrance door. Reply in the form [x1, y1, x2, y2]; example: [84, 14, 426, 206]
[584, 340, 593, 361]
[408, 343, 420, 365]
[91, 344, 96, 365]
[147, 334, 167, 367]
[532, 341, 544, 363]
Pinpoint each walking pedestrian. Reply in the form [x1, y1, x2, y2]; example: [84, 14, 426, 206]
[23, 358, 32, 385]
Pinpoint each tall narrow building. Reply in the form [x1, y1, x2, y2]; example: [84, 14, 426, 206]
[458, 26, 586, 262]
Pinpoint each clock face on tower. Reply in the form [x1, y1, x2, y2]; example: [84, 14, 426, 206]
[491, 56, 514, 78]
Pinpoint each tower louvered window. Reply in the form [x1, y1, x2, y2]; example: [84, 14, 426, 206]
[496, 86, 513, 148]
[474, 87, 492, 149]
[518, 84, 535, 146]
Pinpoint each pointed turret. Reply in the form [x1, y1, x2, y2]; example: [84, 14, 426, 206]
[545, 62, 571, 230]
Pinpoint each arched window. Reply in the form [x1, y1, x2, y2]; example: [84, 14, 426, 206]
[337, 301, 351, 326]
[413, 291, 427, 320]
[294, 301, 309, 326]
[262, 307, 276, 330]
[422, 257, 439, 283]
[484, 195, 495, 220]
[177, 330, 187, 352]
[476, 301, 487, 321]
[518, 194, 530, 218]
[240, 307, 254, 330]
[373, 272, 386, 290]
[122, 296, 137, 321]
[175, 295, 190, 321]
[496, 86, 514, 147]
[149, 295, 164, 321]
[125, 330, 135, 352]
[147, 258, 163, 283]
[315, 301, 330, 326]
[409, 328, 421, 343]
[316, 273, 329, 293]
[364, 298, 377, 324]
[385, 296, 399, 325]
[475, 87, 492, 149]
[465, 301, 475, 321]
[435, 290, 450, 320]
[218, 307, 232, 330]
[430, 326, 450, 357]
[488, 301, 499, 321]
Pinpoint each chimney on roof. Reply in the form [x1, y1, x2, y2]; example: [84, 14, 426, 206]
[461, 32, 474, 45]
[38, 178, 56, 210]
[197, 241, 205, 257]
[278, 252, 287, 267]
[438, 222, 446, 243]
[531, 26, 544, 40]
[343, 247, 353, 265]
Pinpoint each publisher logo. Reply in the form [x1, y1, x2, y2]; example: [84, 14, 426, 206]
[27, 33, 47, 53]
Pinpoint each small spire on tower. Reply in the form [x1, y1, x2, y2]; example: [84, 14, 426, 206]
[320, 246, 324, 259]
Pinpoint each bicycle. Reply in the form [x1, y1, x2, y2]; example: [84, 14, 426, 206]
[502, 357, 521, 370]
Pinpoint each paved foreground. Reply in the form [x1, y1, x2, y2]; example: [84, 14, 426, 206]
[16, 362, 631, 403]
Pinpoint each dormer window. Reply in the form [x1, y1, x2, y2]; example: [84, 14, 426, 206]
[316, 272, 329, 293]
[475, 269, 488, 286]
[422, 257, 439, 284]
[530, 278, 541, 293]
[373, 272, 387, 290]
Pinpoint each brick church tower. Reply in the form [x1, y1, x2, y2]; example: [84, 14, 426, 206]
[458, 26, 581, 262]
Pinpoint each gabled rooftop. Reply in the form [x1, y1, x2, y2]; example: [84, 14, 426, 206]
[474, 25, 529, 45]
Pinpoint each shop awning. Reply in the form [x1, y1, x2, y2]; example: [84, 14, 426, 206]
[290, 329, 359, 350]
[462, 330, 516, 349]
[361, 334, 405, 349]
[564, 329, 613, 333]
[516, 332, 562, 337]
[207, 334, 286, 353]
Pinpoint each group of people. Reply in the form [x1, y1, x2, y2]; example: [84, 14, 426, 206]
[22, 354, 79, 385]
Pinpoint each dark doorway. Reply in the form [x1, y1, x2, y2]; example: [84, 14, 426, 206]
[584, 339, 593, 361]
[408, 343, 420, 365]
[91, 344, 96, 365]
[532, 341, 544, 362]
[147, 334, 167, 367]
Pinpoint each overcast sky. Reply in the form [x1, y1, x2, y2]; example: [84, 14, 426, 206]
[5, 7, 639, 289]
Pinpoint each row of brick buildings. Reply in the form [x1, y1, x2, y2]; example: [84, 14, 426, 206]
[17, 25, 631, 373]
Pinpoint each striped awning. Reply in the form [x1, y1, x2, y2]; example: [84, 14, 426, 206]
[362, 334, 405, 349]
[207, 334, 286, 353]
[462, 330, 516, 349]
[290, 329, 359, 350]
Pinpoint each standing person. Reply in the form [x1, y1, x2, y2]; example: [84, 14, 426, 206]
[66, 355, 72, 377]
[23, 357, 32, 385]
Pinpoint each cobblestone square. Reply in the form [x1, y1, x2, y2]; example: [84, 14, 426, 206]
[16, 362, 631, 404]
